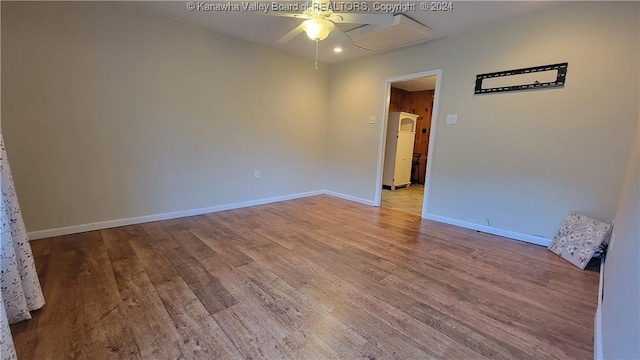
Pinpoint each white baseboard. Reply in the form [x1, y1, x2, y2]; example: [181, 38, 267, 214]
[423, 213, 552, 246]
[323, 190, 377, 206]
[27, 190, 324, 240]
[27, 190, 551, 249]
[594, 259, 605, 360]
[594, 306, 603, 360]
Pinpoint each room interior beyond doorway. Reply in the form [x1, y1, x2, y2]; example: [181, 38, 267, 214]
[380, 75, 437, 216]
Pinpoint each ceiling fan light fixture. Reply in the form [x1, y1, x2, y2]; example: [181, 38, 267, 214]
[302, 18, 334, 41]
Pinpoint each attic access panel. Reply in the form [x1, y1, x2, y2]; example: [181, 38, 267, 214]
[345, 14, 434, 53]
[474, 62, 568, 94]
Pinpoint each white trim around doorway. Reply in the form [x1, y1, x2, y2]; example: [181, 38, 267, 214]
[374, 69, 443, 219]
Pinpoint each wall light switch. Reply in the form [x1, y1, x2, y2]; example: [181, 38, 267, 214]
[446, 114, 458, 125]
[369, 115, 376, 124]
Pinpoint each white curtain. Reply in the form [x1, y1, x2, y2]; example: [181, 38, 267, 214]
[0, 134, 45, 359]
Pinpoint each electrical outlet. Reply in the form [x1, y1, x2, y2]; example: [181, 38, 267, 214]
[446, 114, 458, 125]
[369, 115, 376, 124]
[254, 170, 260, 179]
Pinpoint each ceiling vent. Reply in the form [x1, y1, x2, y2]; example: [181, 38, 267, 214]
[345, 14, 433, 53]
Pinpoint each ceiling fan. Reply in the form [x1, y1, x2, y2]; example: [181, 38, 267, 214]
[269, 0, 394, 68]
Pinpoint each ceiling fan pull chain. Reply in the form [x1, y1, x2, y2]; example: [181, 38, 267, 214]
[315, 39, 319, 70]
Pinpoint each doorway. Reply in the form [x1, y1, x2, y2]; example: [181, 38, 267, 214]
[375, 70, 442, 217]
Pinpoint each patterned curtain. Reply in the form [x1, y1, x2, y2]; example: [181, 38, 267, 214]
[0, 134, 45, 359]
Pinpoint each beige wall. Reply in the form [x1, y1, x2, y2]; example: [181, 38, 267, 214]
[0, 2, 2, 131]
[327, 1, 639, 239]
[3, 1, 638, 244]
[601, 113, 639, 359]
[2, 2, 329, 232]
[600, 8, 640, 359]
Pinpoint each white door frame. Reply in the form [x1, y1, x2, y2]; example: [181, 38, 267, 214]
[374, 69, 443, 218]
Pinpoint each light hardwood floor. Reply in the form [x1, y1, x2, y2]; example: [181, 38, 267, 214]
[11, 195, 598, 359]
[381, 185, 424, 216]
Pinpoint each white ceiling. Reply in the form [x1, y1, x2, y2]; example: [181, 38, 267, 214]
[393, 76, 437, 92]
[129, 1, 555, 64]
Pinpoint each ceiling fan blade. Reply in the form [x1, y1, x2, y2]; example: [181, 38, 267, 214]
[277, 23, 306, 43]
[330, 13, 394, 25]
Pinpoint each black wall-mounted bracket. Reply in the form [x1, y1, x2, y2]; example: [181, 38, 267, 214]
[474, 62, 568, 95]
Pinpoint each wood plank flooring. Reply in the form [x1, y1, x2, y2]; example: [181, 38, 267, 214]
[10, 195, 599, 359]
